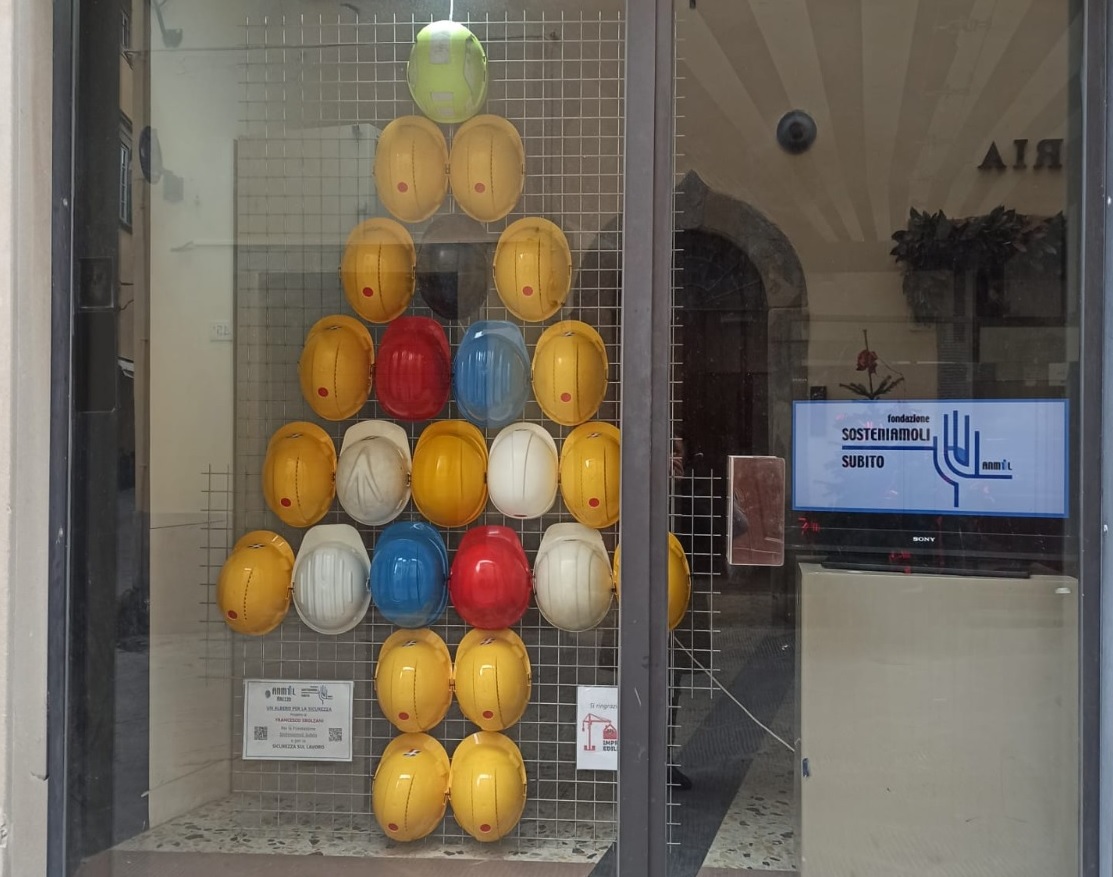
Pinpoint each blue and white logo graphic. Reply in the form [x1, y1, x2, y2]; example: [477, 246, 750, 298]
[793, 400, 1068, 517]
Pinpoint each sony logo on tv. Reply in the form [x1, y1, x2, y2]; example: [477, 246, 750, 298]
[911, 535, 936, 544]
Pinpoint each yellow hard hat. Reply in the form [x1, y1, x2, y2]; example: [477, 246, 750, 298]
[261, 422, 337, 528]
[372, 732, 450, 842]
[298, 315, 374, 421]
[217, 530, 294, 636]
[374, 116, 449, 223]
[411, 420, 488, 528]
[375, 629, 453, 733]
[449, 732, 527, 842]
[449, 115, 525, 223]
[559, 422, 620, 529]
[493, 218, 572, 322]
[453, 629, 531, 731]
[613, 532, 691, 630]
[340, 218, 416, 323]
[532, 321, 608, 426]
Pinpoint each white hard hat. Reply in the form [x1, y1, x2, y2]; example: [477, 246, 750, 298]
[533, 523, 613, 632]
[335, 421, 412, 526]
[486, 423, 558, 519]
[292, 524, 371, 635]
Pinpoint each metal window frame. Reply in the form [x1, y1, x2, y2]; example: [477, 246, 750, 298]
[42, 0, 1112, 874]
[618, 0, 674, 873]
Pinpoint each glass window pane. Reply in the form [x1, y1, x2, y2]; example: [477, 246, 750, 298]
[670, 2, 1082, 874]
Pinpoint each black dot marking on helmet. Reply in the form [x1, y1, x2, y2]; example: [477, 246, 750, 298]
[404, 748, 421, 757]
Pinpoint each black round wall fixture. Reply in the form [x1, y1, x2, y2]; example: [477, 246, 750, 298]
[776, 110, 817, 154]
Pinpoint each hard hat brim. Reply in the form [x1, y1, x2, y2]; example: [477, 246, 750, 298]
[343, 216, 417, 259]
[461, 320, 529, 363]
[375, 521, 450, 577]
[456, 525, 528, 570]
[232, 529, 296, 569]
[339, 419, 413, 467]
[536, 521, 606, 557]
[376, 628, 452, 684]
[454, 627, 531, 678]
[415, 420, 489, 469]
[560, 421, 620, 467]
[377, 731, 451, 777]
[535, 320, 608, 368]
[383, 316, 451, 367]
[266, 421, 338, 464]
[306, 314, 374, 352]
[451, 731, 527, 781]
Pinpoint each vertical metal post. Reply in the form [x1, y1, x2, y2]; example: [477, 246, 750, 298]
[618, 0, 674, 874]
[1087, 0, 1113, 869]
[48, 0, 76, 871]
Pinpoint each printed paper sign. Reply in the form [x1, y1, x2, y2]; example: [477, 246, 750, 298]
[242, 680, 353, 762]
[792, 400, 1068, 517]
[577, 685, 618, 771]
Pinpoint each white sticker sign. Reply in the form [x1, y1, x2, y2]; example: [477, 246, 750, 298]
[242, 680, 353, 762]
[576, 685, 618, 771]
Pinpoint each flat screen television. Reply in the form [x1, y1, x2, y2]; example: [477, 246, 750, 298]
[788, 399, 1073, 576]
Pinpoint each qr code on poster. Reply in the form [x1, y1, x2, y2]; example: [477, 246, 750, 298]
[254, 726, 268, 741]
[329, 728, 343, 742]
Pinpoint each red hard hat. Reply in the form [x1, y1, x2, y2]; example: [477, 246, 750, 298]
[375, 317, 451, 421]
[449, 526, 532, 629]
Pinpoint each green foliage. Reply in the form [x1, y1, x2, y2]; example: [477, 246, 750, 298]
[890, 207, 1064, 324]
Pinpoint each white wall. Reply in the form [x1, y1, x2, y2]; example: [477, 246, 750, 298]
[0, 0, 54, 872]
[146, 0, 250, 825]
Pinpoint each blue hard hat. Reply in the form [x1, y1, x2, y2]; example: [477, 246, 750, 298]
[453, 321, 531, 429]
[371, 522, 450, 627]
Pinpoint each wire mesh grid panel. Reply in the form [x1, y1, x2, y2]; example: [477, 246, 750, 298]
[224, 10, 627, 852]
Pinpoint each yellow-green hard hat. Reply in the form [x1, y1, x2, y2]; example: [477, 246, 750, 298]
[453, 628, 531, 731]
[375, 629, 453, 733]
[408, 21, 488, 124]
[449, 732, 527, 842]
[372, 732, 451, 842]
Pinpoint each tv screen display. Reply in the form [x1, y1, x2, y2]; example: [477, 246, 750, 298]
[792, 399, 1068, 518]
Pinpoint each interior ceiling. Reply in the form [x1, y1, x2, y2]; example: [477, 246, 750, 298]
[676, 0, 1075, 254]
[246, 0, 1074, 254]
